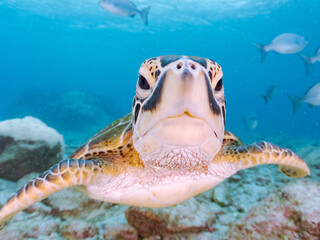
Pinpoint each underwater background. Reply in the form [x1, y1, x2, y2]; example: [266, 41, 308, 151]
[1, 0, 320, 143]
[0, 0, 320, 239]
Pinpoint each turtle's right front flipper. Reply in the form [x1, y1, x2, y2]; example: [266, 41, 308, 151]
[0, 158, 105, 231]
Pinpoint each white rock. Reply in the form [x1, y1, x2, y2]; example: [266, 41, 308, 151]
[211, 183, 231, 207]
[0, 215, 60, 239]
[0, 116, 65, 181]
[0, 116, 64, 149]
[60, 219, 98, 239]
[46, 187, 101, 216]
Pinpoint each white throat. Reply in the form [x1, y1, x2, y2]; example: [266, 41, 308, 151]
[133, 114, 222, 170]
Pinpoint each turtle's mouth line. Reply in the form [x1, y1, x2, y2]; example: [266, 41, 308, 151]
[142, 111, 218, 139]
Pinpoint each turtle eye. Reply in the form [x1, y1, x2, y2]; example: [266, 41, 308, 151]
[138, 74, 150, 90]
[215, 78, 223, 91]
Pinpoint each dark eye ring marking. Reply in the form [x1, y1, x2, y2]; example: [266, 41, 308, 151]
[204, 72, 221, 115]
[134, 103, 141, 123]
[215, 78, 223, 91]
[138, 74, 150, 90]
[208, 71, 212, 81]
[222, 105, 226, 124]
[143, 71, 167, 111]
[132, 98, 136, 108]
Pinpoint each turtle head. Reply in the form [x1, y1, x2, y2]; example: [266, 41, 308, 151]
[132, 55, 226, 170]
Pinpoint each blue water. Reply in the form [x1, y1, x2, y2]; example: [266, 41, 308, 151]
[0, 0, 320, 144]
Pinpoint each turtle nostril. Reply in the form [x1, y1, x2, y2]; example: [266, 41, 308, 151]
[177, 62, 183, 69]
[189, 62, 196, 70]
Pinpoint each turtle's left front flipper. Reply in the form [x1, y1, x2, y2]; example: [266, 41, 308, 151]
[221, 140, 310, 178]
[0, 158, 105, 231]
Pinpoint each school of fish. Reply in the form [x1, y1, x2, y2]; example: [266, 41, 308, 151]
[252, 32, 319, 126]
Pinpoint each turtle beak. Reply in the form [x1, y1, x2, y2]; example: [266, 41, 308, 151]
[133, 57, 225, 159]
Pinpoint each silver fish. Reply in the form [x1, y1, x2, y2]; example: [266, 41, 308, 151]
[300, 47, 320, 74]
[99, 0, 151, 25]
[288, 83, 320, 114]
[262, 85, 277, 104]
[255, 33, 308, 62]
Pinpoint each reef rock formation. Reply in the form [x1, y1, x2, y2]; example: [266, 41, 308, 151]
[51, 90, 118, 132]
[229, 180, 320, 240]
[125, 197, 216, 238]
[0, 116, 65, 181]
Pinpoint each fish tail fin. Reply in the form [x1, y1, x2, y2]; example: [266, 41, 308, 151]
[300, 54, 312, 75]
[262, 95, 268, 104]
[139, 6, 151, 25]
[287, 94, 302, 114]
[254, 43, 267, 63]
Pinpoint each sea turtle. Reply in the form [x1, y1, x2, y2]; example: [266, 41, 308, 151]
[0, 55, 310, 230]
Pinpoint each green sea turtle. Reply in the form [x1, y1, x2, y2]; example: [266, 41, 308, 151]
[0, 55, 310, 230]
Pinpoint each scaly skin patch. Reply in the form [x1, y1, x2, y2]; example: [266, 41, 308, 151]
[0, 158, 105, 231]
[71, 114, 132, 158]
[71, 114, 143, 170]
[214, 135, 310, 178]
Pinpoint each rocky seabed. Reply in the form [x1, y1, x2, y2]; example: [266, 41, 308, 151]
[0, 117, 319, 239]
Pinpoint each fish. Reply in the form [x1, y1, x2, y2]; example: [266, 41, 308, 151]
[288, 82, 320, 114]
[99, 0, 151, 25]
[244, 112, 258, 130]
[300, 47, 320, 74]
[262, 85, 277, 104]
[255, 33, 308, 62]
